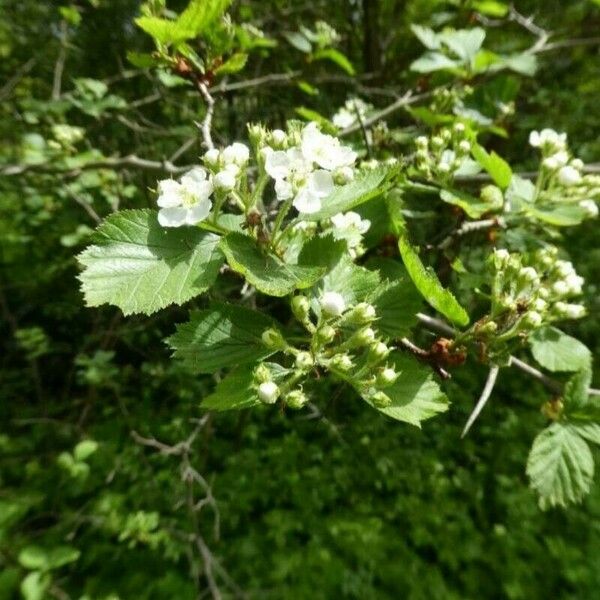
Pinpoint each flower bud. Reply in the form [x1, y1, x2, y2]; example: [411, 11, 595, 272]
[320, 291, 346, 317]
[295, 351, 314, 370]
[453, 122, 466, 135]
[440, 129, 452, 143]
[554, 302, 586, 319]
[316, 324, 336, 345]
[222, 142, 250, 166]
[368, 341, 389, 362]
[291, 295, 310, 321]
[345, 302, 376, 325]
[523, 311, 543, 328]
[478, 321, 498, 335]
[480, 185, 503, 210]
[457, 140, 471, 154]
[214, 169, 237, 191]
[253, 363, 271, 384]
[285, 389, 308, 409]
[415, 136, 428, 149]
[377, 367, 398, 387]
[271, 129, 287, 146]
[431, 136, 444, 149]
[353, 327, 376, 347]
[261, 328, 286, 349]
[371, 391, 392, 409]
[579, 199, 598, 218]
[331, 353, 353, 371]
[552, 281, 570, 297]
[257, 381, 280, 404]
[533, 298, 548, 312]
[557, 165, 581, 186]
[204, 148, 220, 166]
[518, 266, 539, 285]
[493, 248, 510, 268]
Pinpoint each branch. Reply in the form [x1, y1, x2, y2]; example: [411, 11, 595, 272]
[462, 366, 500, 437]
[438, 217, 506, 250]
[1, 155, 193, 178]
[196, 82, 215, 151]
[415, 313, 600, 397]
[52, 20, 69, 101]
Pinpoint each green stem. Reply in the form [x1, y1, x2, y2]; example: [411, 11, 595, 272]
[270, 197, 294, 250]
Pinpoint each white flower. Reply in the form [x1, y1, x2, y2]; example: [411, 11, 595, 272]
[565, 272, 584, 294]
[203, 148, 220, 166]
[552, 280, 570, 296]
[543, 156, 560, 171]
[458, 140, 471, 154]
[519, 267, 539, 283]
[555, 302, 586, 319]
[222, 142, 249, 166]
[558, 165, 582, 186]
[214, 169, 237, 191]
[554, 260, 575, 278]
[320, 291, 346, 316]
[331, 211, 370, 247]
[579, 199, 598, 218]
[156, 167, 213, 227]
[257, 381, 280, 404]
[301, 123, 357, 171]
[550, 151, 569, 167]
[335, 166, 355, 184]
[529, 128, 567, 149]
[293, 170, 334, 213]
[332, 108, 355, 129]
[523, 311, 543, 328]
[571, 158, 584, 171]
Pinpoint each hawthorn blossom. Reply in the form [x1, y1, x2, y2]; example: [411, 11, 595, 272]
[222, 142, 250, 166]
[557, 165, 582, 186]
[529, 128, 567, 150]
[331, 211, 371, 247]
[156, 168, 213, 227]
[301, 123, 357, 171]
[320, 291, 346, 316]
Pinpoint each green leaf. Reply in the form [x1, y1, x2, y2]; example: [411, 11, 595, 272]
[202, 363, 290, 411]
[73, 439, 98, 461]
[168, 303, 278, 373]
[297, 234, 347, 273]
[214, 52, 248, 75]
[575, 423, 600, 446]
[398, 235, 469, 326]
[525, 204, 587, 227]
[362, 353, 449, 427]
[440, 188, 494, 218]
[410, 52, 460, 73]
[126, 51, 159, 69]
[78, 209, 223, 315]
[20, 572, 50, 600]
[220, 233, 325, 297]
[318, 256, 380, 307]
[563, 368, 593, 413]
[529, 327, 591, 372]
[312, 48, 355, 75]
[302, 167, 392, 221]
[410, 24, 442, 50]
[294, 107, 337, 133]
[471, 143, 512, 189]
[135, 16, 183, 45]
[283, 31, 312, 53]
[439, 28, 486, 61]
[527, 423, 595, 509]
[472, 1, 509, 17]
[19, 546, 80, 571]
[176, 0, 231, 38]
[368, 278, 422, 338]
[501, 53, 537, 76]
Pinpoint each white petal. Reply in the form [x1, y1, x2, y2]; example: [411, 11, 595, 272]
[181, 167, 208, 187]
[293, 186, 321, 214]
[185, 199, 212, 225]
[308, 170, 334, 197]
[265, 150, 291, 179]
[158, 206, 188, 227]
[183, 179, 214, 200]
[275, 178, 293, 201]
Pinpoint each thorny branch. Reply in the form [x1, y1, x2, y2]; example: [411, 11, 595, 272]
[196, 82, 216, 151]
[462, 366, 500, 437]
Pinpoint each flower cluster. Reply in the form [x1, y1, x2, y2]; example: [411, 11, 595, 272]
[413, 122, 472, 182]
[483, 247, 586, 342]
[529, 128, 599, 217]
[263, 122, 357, 214]
[332, 97, 374, 130]
[203, 142, 250, 192]
[252, 292, 399, 410]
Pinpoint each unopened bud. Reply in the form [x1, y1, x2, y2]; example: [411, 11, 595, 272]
[316, 324, 336, 345]
[320, 291, 346, 317]
[253, 364, 272, 384]
[331, 353, 353, 371]
[368, 341, 389, 362]
[345, 302, 377, 325]
[291, 295, 310, 321]
[204, 148, 220, 166]
[371, 391, 392, 408]
[431, 136, 444, 149]
[523, 311, 543, 328]
[481, 185, 503, 210]
[415, 136, 428, 149]
[295, 351, 314, 370]
[257, 381, 279, 404]
[457, 140, 471, 154]
[353, 327, 376, 347]
[378, 367, 398, 386]
[261, 328, 286, 349]
[285, 389, 308, 409]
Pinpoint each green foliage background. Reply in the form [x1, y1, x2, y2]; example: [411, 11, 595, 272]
[1, 0, 600, 598]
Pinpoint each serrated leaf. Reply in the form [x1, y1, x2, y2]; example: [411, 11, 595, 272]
[220, 233, 325, 297]
[19, 546, 81, 571]
[202, 363, 290, 411]
[575, 423, 600, 446]
[439, 28, 486, 61]
[135, 16, 182, 45]
[472, 0, 509, 17]
[78, 210, 223, 315]
[368, 278, 422, 338]
[302, 167, 392, 221]
[284, 31, 312, 53]
[214, 52, 248, 75]
[398, 235, 469, 326]
[318, 255, 380, 307]
[297, 234, 347, 272]
[527, 423, 594, 509]
[312, 48, 355, 75]
[563, 368, 593, 413]
[176, 0, 231, 38]
[361, 353, 449, 426]
[471, 143, 512, 189]
[529, 327, 591, 372]
[126, 51, 159, 69]
[168, 303, 278, 373]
